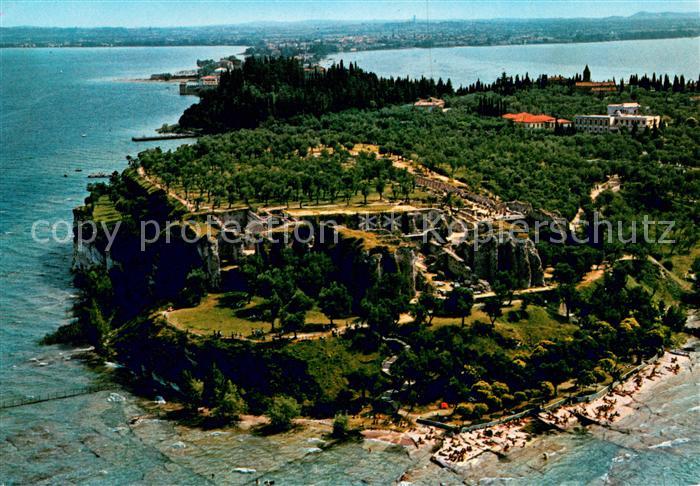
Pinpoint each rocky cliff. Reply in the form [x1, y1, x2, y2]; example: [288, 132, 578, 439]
[424, 231, 544, 289]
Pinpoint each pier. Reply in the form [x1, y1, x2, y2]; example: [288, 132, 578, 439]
[0, 384, 113, 410]
[132, 133, 198, 142]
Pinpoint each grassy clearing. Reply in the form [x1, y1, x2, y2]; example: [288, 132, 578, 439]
[496, 305, 577, 348]
[166, 292, 357, 337]
[662, 245, 699, 290]
[429, 304, 576, 351]
[429, 308, 493, 328]
[167, 293, 270, 336]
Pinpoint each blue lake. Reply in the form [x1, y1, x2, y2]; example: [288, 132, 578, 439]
[325, 37, 700, 86]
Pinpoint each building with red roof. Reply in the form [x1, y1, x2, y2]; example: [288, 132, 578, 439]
[502, 112, 570, 129]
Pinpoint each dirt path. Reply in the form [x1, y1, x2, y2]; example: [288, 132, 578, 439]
[137, 166, 195, 212]
[647, 255, 691, 291]
[571, 175, 621, 229]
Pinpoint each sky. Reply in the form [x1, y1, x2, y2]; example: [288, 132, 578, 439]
[0, 0, 698, 28]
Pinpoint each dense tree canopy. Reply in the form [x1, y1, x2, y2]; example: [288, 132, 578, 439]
[180, 56, 454, 132]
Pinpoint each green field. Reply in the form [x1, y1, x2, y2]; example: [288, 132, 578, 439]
[496, 305, 577, 348]
[166, 292, 358, 338]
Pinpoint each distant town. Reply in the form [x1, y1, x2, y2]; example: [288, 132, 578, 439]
[3, 12, 699, 59]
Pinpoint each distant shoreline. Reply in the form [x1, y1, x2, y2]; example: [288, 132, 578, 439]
[118, 77, 197, 83]
[321, 34, 700, 61]
[3, 34, 698, 51]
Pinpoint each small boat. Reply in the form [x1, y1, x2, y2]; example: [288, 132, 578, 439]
[232, 468, 256, 474]
[81, 133, 87, 137]
[88, 172, 110, 179]
[75, 168, 83, 172]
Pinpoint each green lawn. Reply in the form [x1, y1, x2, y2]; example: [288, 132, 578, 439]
[167, 293, 270, 337]
[429, 308, 493, 328]
[662, 245, 699, 290]
[496, 305, 578, 349]
[425, 304, 577, 352]
[166, 292, 358, 338]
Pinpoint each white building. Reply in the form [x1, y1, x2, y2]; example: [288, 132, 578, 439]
[574, 115, 614, 133]
[575, 103, 659, 133]
[607, 102, 640, 116]
[612, 114, 660, 131]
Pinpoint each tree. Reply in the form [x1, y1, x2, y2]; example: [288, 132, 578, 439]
[553, 262, 579, 321]
[539, 381, 556, 399]
[583, 64, 591, 82]
[495, 271, 516, 305]
[484, 297, 503, 326]
[375, 178, 386, 201]
[280, 311, 306, 338]
[266, 395, 300, 431]
[213, 380, 246, 424]
[263, 292, 283, 332]
[576, 370, 596, 390]
[449, 286, 474, 327]
[347, 367, 379, 401]
[180, 268, 208, 307]
[418, 291, 441, 325]
[553, 262, 577, 285]
[473, 402, 489, 419]
[240, 255, 264, 303]
[318, 282, 352, 327]
[280, 290, 313, 337]
[360, 181, 371, 205]
[203, 365, 227, 408]
[181, 371, 204, 411]
[364, 300, 397, 336]
[691, 257, 700, 303]
[558, 284, 579, 321]
[332, 413, 351, 439]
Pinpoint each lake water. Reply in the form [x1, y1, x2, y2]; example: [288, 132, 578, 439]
[1, 42, 699, 484]
[324, 37, 700, 87]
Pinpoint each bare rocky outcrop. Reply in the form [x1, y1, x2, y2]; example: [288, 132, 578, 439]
[443, 233, 544, 288]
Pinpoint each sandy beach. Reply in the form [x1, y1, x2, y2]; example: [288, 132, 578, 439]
[542, 350, 691, 429]
[427, 350, 694, 474]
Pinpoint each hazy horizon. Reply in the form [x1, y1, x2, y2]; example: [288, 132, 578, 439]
[1, 1, 698, 28]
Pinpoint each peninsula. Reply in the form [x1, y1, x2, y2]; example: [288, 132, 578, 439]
[50, 57, 700, 474]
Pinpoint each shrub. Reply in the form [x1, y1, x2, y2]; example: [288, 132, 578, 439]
[213, 381, 246, 423]
[266, 395, 300, 431]
[593, 367, 607, 383]
[455, 402, 475, 419]
[179, 268, 208, 307]
[473, 403, 489, 419]
[332, 413, 351, 439]
[484, 394, 502, 411]
[539, 381, 556, 399]
[182, 371, 204, 411]
[471, 380, 492, 401]
[491, 381, 509, 397]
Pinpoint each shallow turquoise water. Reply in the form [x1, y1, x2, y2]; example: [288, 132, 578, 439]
[0, 43, 698, 485]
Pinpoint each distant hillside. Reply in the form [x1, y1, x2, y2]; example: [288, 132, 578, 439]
[2, 12, 698, 49]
